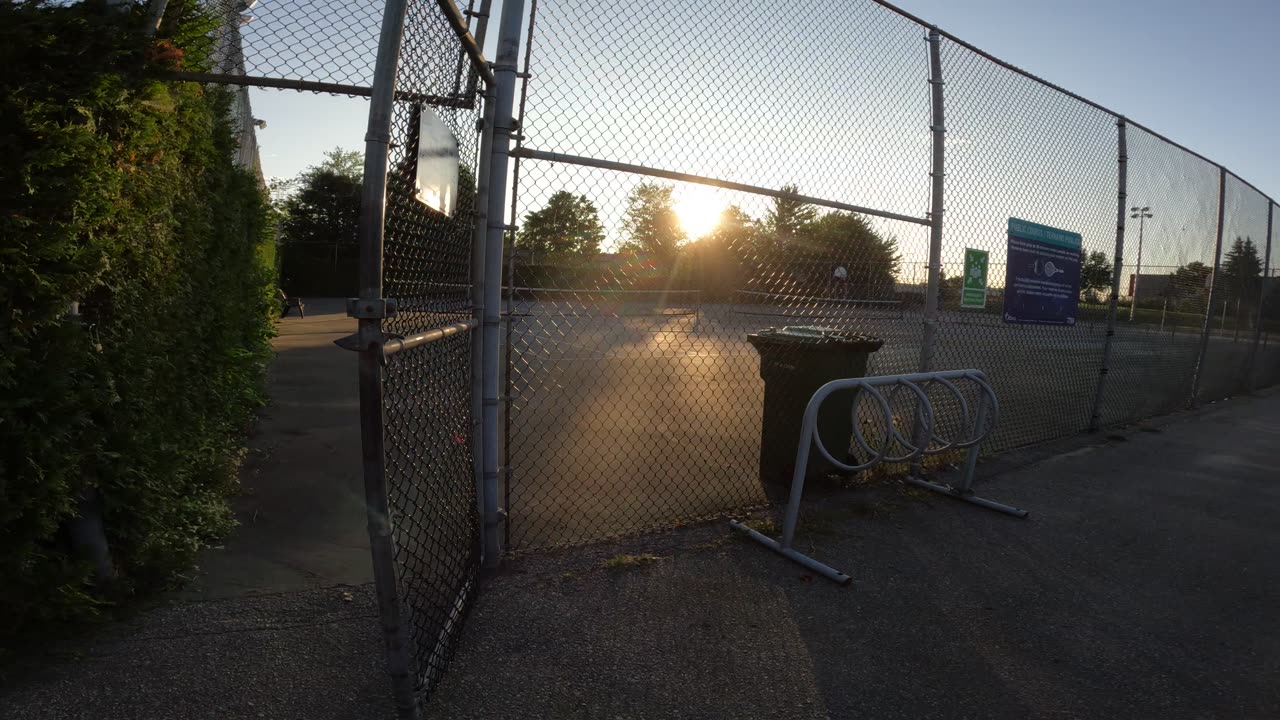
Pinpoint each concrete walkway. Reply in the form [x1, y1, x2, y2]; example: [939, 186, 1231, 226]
[0, 300, 392, 720]
[1, 302, 1277, 718]
[179, 298, 371, 599]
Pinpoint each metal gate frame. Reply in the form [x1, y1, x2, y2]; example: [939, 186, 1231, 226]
[351, 0, 499, 715]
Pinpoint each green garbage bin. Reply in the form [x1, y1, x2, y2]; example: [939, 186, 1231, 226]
[746, 326, 884, 501]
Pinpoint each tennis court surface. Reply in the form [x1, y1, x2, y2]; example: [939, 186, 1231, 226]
[499, 286, 1262, 550]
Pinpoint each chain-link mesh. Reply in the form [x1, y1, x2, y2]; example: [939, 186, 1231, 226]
[1094, 127, 1221, 424]
[376, 0, 482, 701]
[503, 0, 931, 549]
[497, 0, 1278, 554]
[931, 38, 1118, 452]
[1195, 176, 1271, 402]
[162, 0, 384, 92]
[1254, 212, 1280, 389]
[517, 0, 930, 218]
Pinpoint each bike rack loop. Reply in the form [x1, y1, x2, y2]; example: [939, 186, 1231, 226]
[729, 369, 1028, 585]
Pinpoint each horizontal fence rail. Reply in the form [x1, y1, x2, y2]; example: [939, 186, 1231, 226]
[511, 148, 934, 227]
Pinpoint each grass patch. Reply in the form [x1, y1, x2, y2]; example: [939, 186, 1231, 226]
[744, 517, 781, 535]
[601, 553, 662, 570]
[689, 536, 735, 551]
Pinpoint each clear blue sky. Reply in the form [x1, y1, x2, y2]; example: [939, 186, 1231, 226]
[252, 0, 1278, 205]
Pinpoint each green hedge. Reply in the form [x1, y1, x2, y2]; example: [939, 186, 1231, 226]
[0, 1, 276, 641]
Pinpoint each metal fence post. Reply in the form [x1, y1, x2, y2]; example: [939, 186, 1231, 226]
[471, 84, 496, 558]
[909, 28, 945, 475]
[352, 0, 416, 715]
[918, 27, 946, 376]
[481, 0, 526, 568]
[502, 16, 536, 548]
[1249, 202, 1274, 391]
[1190, 166, 1227, 406]
[465, 0, 497, 560]
[1089, 116, 1127, 431]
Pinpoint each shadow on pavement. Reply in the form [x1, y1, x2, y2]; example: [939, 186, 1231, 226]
[427, 389, 1280, 720]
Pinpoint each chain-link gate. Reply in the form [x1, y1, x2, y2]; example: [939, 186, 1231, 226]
[156, 0, 498, 710]
[159, 0, 382, 93]
[345, 0, 492, 715]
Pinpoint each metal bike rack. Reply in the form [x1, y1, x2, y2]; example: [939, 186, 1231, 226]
[730, 369, 1027, 585]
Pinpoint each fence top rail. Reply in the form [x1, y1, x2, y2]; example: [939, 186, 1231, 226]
[433, 0, 495, 86]
[867, 0, 1275, 207]
[512, 147, 932, 227]
[506, 286, 700, 294]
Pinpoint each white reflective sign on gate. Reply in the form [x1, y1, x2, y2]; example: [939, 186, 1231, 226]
[414, 106, 459, 216]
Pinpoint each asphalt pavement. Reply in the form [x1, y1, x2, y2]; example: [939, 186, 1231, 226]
[1, 300, 1276, 720]
[431, 388, 1280, 719]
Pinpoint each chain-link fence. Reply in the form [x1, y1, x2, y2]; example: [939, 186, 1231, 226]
[503, 0, 933, 549]
[1095, 124, 1223, 424]
[931, 36, 1118, 452]
[495, 0, 1279, 552]
[1196, 175, 1272, 402]
[152, 0, 1278, 707]
[158, 0, 382, 93]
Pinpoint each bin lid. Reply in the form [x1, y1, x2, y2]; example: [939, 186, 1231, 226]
[746, 326, 884, 351]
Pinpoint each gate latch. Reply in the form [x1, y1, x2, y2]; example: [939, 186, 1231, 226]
[336, 298, 401, 354]
[347, 298, 399, 319]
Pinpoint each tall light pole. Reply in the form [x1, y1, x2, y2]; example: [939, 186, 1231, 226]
[1129, 206, 1153, 321]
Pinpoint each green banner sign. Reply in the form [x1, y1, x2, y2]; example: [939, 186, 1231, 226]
[961, 248, 989, 309]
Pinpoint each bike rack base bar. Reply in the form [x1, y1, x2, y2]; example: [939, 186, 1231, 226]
[903, 476, 1029, 518]
[729, 369, 1028, 585]
[728, 521, 852, 585]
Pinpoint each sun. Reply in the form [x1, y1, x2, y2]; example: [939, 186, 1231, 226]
[674, 186, 723, 239]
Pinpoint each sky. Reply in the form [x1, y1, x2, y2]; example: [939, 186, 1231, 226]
[248, 0, 1278, 274]
[252, 0, 1278, 196]
[900, 0, 1278, 201]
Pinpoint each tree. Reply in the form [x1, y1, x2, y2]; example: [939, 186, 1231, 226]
[273, 148, 364, 295]
[1167, 261, 1213, 311]
[317, 147, 363, 180]
[760, 183, 818, 253]
[276, 147, 364, 248]
[1220, 236, 1263, 303]
[794, 211, 901, 297]
[685, 205, 758, 300]
[703, 205, 759, 258]
[517, 191, 605, 259]
[620, 182, 684, 261]
[1080, 251, 1113, 299]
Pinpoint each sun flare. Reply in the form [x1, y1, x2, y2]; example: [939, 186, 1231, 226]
[674, 187, 724, 239]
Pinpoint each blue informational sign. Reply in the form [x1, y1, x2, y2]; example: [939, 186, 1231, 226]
[1002, 218, 1082, 326]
